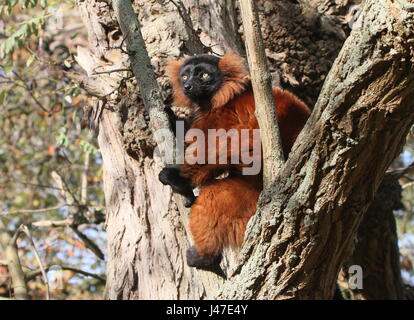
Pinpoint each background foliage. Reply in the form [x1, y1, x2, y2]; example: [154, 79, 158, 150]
[0, 0, 106, 299]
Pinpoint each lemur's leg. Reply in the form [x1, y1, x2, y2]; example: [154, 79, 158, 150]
[187, 176, 260, 268]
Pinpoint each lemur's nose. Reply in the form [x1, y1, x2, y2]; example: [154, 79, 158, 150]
[184, 83, 192, 91]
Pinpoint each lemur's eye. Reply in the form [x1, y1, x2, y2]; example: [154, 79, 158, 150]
[201, 73, 209, 79]
[182, 75, 188, 81]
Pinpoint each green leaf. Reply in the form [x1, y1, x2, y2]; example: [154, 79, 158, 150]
[70, 32, 79, 40]
[72, 110, 77, 123]
[57, 127, 69, 147]
[32, 23, 39, 36]
[1, 37, 15, 58]
[15, 24, 31, 38]
[79, 140, 98, 155]
[26, 54, 36, 67]
[3, 60, 14, 74]
[0, 91, 6, 105]
[17, 39, 23, 49]
[6, 5, 12, 16]
[22, 24, 31, 37]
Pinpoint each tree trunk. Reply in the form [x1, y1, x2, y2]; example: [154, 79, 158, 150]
[73, 0, 414, 299]
[340, 175, 406, 300]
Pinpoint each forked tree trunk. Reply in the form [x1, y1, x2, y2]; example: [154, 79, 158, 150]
[74, 0, 414, 299]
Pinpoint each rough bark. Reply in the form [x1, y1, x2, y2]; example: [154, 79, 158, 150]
[339, 175, 406, 300]
[217, 0, 414, 299]
[98, 110, 205, 299]
[182, 0, 245, 56]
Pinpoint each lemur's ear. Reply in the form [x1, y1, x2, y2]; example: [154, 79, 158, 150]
[211, 53, 250, 109]
[166, 59, 193, 108]
[218, 53, 247, 79]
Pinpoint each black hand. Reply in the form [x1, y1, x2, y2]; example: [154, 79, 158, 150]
[159, 167, 196, 207]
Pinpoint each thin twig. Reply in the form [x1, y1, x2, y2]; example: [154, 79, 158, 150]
[387, 162, 414, 178]
[1, 204, 68, 216]
[12, 71, 50, 113]
[25, 265, 106, 283]
[49, 171, 104, 258]
[92, 68, 132, 75]
[19, 225, 50, 300]
[81, 150, 90, 205]
[31, 219, 73, 228]
[10, 227, 21, 245]
[2, 176, 65, 191]
[71, 227, 105, 260]
[51, 171, 81, 209]
[402, 181, 414, 189]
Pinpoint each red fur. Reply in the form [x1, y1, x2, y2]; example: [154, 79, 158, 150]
[211, 53, 250, 108]
[168, 54, 311, 256]
[165, 59, 193, 108]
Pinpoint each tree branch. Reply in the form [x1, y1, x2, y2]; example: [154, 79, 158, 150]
[0, 219, 29, 299]
[81, 150, 90, 205]
[71, 226, 105, 260]
[92, 68, 132, 75]
[18, 225, 50, 300]
[168, 0, 208, 54]
[387, 161, 414, 178]
[51, 171, 79, 207]
[12, 71, 50, 114]
[31, 219, 73, 228]
[49, 171, 104, 260]
[1, 204, 68, 216]
[25, 265, 106, 283]
[238, 0, 285, 189]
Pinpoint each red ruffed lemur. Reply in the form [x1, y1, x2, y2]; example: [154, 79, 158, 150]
[159, 53, 311, 269]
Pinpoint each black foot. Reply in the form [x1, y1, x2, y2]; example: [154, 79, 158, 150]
[186, 246, 221, 267]
[159, 167, 196, 207]
[186, 247, 226, 278]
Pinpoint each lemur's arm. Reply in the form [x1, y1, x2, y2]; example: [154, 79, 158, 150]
[158, 166, 196, 208]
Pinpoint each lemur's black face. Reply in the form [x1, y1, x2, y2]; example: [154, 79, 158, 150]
[179, 55, 224, 104]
